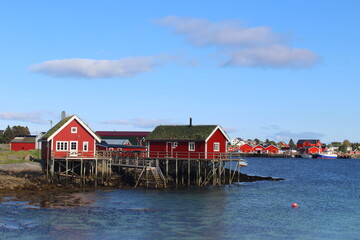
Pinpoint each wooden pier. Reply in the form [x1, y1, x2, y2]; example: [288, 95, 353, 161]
[46, 151, 245, 188]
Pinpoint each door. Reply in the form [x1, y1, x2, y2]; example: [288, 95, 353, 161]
[70, 141, 78, 156]
[166, 142, 173, 158]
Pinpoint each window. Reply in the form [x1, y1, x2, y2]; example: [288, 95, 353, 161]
[173, 142, 178, 148]
[83, 141, 89, 152]
[189, 142, 195, 151]
[70, 141, 78, 151]
[71, 127, 77, 133]
[56, 141, 68, 151]
[214, 142, 220, 152]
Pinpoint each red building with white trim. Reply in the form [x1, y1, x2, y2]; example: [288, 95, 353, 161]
[41, 115, 101, 160]
[146, 124, 230, 159]
[239, 144, 254, 153]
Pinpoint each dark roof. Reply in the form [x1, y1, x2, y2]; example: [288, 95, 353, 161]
[42, 116, 73, 140]
[146, 125, 218, 141]
[297, 139, 320, 144]
[96, 131, 150, 145]
[11, 136, 36, 143]
[96, 131, 151, 137]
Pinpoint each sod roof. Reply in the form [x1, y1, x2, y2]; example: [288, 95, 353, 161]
[42, 116, 73, 140]
[146, 125, 218, 141]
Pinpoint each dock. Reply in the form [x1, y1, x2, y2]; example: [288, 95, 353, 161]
[46, 151, 245, 188]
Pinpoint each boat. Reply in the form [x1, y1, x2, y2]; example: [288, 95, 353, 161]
[301, 154, 312, 159]
[313, 151, 338, 159]
[238, 158, 248, 167]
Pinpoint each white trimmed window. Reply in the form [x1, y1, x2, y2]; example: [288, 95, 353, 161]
[189, 142, 195, 151]
[71, 127, 77, 133]
[173, 142, 178, 148]
[83, 141, 89, 152]
[70, 141, 78, 151]
[214, 142, 220, 152]
[56, 141, 68, 151]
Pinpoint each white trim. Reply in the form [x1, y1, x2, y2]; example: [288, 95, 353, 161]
[205, 125, 231, 143]
[83, 141, 89, 152]
[214, 142, 220, 152]
[45, 115, 101, 143]
[189, 142, 195, 151]
[56, 141, 68, 151]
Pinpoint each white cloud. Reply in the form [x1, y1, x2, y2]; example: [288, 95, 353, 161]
[29, 56, 165, 79]
[155, 16, 319, 68]
[0, 112, 47, 124]
[100, 118, 174, 129]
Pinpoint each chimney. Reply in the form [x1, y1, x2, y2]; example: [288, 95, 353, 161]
[61, 111, 66, 120]
[189, 117, 192, 127]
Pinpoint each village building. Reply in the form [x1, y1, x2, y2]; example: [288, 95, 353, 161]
[10, 135, 37, 151]
[264, 145, 280, 154]
[41, 115, 101, 160]
[95, 131, 150, 146]
[297, 139, 324, 154]
[239, 143, 254, 153]
[146, 123, 230, 159]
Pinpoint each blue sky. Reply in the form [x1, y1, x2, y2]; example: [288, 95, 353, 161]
[1, 0, 359, 143]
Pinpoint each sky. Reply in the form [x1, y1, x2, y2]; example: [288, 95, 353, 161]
[1, 0, 359, 143]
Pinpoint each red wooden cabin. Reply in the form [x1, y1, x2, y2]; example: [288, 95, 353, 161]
[297, 139, 322, 148]
[253, 145, 265, 153]
[239, 144, 254, 153]
[265, 145, 279, 154]
[41, 115, 101, 160]
[146, 124, 230, 159]
[10, 135, 36, 151]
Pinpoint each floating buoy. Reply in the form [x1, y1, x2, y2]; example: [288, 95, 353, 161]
[292, 202, 298, 208]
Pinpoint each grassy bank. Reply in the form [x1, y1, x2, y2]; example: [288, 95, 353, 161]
[0, 149, 41, 164]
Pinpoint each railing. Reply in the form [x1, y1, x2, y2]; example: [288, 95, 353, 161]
[51, 150, 243, 161]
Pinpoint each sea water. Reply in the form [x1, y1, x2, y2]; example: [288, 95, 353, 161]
[0, 158, 360, 240]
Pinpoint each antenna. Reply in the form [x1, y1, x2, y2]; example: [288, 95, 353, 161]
[48, 120, 53, 128]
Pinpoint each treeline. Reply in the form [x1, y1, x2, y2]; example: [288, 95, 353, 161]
[0, 125, 30, 144]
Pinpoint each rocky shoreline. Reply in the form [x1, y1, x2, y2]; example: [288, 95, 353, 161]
[0, 162, 284, 193]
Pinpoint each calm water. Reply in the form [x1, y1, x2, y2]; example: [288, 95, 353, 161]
[1, 158, 360, 240]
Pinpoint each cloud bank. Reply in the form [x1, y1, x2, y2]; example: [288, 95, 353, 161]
[155, 16, 319, 68]
[29, 56, 165, 79]
[0, 112, 47, 124]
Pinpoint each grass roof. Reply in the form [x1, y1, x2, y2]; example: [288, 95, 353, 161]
[146, 125, 218, 141]
[42, 116, 73, 140]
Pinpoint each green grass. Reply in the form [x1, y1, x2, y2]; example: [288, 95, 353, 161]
[0, 149, 41, 164]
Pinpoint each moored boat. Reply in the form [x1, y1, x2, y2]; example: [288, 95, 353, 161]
[238, 158, 248, 167]
[301, 154, 313, 159]
[313, 152, 337, 159]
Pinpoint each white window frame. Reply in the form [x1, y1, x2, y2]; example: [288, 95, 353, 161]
[71, 127, 77, 133]
[56, 141, 68, 151]
[173, 142, 178, 148]
[70, 141, 78, 151]
[214, 142, 220, 152]
[83, 141, 89, 152]
[189, 142, 195, 151]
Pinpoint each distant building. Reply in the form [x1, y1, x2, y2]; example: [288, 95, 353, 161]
[95, 131, 150, 146]
[10, 135, 37, 151]
[297, 139, 323, 154]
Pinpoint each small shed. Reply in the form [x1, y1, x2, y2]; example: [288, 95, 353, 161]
[41, 115, 101, 160]
[265, 145, 279, 154]
[10, 135, 37, 151]
[146, 124, 230, 159]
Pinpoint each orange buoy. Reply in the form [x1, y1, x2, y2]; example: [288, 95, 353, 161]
[292, 203, 298, 208]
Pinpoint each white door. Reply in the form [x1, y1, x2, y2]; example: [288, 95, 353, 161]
[70, 141, 78, 156]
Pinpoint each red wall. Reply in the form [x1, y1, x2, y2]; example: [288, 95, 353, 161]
[308, 147, 321, 154]
[148, 128, 228, 159]
[253, 145, 265, 153]
[265, 145, 279, 154]
[240, 144, 253, 153]
[50, 119, 96, 159]
[11, 142, 36, 151]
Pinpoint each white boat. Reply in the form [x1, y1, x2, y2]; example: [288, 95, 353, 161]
[238, 159, 248, 167]
[314, 151, 338, 159]
[301, 154, 312, 159]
